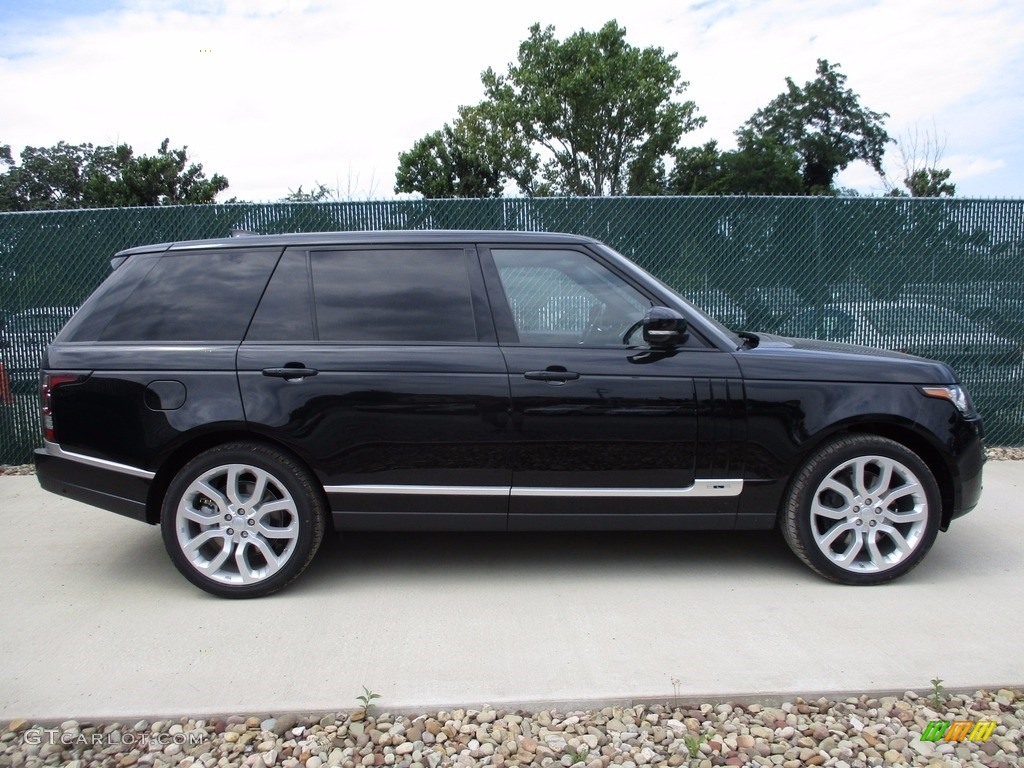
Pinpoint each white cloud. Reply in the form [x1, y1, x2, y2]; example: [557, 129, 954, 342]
[1, 0, 1021, 199]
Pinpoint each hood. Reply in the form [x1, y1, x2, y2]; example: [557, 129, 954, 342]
[735, 333, 958, 384]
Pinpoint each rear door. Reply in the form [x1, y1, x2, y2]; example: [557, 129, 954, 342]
[480, 244, 743, 530]
[237, 244, 513, 531]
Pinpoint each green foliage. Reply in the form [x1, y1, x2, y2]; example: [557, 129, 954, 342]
[357, 686, 381, 712]
[566, 745, 590, 763]
[904, 168, 956, 198]
[930, 677, 945, 710]
[668, 132, 803, 195]
[0, 139, 228, 210]
[396, 20, 703, 197]
[395, 103, 529, 198]
[744, 59, 890, 194]
[682, 732, 707, 758]
[282, 183, 334, 202]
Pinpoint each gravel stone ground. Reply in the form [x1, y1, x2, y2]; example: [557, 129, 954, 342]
[2, 689, 1022, 768]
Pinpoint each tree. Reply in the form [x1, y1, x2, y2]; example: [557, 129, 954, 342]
[744, 59, 890, 194]
[885, 125, 956, 197]
[0, 139, 228, 210]
[396, 20, 703, 197]
[395, 104, 531, 198]
[281, 183, 334, 202]
[667, 132, 802, 195]
[903, 168, 955, 198]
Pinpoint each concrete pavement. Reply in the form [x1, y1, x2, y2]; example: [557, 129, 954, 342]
[1, 462, 1021, 721]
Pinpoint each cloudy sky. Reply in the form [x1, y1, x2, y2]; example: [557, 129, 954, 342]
[2, 0, 1022, 201]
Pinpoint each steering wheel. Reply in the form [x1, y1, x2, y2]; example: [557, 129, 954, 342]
[579, 303, 607, 345]
[622, 318, 644, 345]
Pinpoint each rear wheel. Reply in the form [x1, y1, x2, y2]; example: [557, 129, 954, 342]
[781, 435, 941, 585]
[161, 442, 326, 598]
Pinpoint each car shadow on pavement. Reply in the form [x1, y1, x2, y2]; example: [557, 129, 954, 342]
[296, 527, 807, 593]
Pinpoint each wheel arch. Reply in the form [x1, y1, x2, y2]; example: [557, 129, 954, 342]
[145, 430, 328, 526]
[826, 422, 955, 530]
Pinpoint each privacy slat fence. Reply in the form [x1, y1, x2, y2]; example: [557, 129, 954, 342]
[1, 196, 1022, 463]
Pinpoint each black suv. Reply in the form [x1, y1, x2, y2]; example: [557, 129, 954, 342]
[36, 231, 984, 598]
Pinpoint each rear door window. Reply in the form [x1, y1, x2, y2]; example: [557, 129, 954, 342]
[246, 247, 495, 344]
[310, 248, 482, 343]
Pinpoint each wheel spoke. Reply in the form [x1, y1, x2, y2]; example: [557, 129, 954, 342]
[815, 520, 857, 550]
[879, 524, 914, 558]
[873, 460, 894, 495]
[256, 519, 298, 540]
[179, 504, 216, 525]
[245, 470, 269, 507]
[253, 499, 298, 539]
[820, 478, 856, 507]
[834, 531, 864, 566]
[811, 499, 849, 520]
[206, 539, 233, 573]
[182, 529, 223, 556]
[234, 542, 260, 584]
[884, 505, 926, 524]
[880, 481, 921, 507]
[194, 479, 228, 511]
[865, 532, 887, 569]
[852, 458, 873, 497]
[247, 536, 283, 575]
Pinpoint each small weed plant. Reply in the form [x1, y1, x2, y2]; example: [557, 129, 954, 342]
[357, 686, 381, 713]
[683, 733, 707, 759]
[566, 745, 590, 764]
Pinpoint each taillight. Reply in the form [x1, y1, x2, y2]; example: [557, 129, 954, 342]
[41, 373, 81, 443]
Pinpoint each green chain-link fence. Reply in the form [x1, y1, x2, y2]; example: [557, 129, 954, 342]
[2, 196, 1022, 462]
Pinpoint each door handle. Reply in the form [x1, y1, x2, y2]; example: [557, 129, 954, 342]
[524, 369, 580, 382]
[262, 366, 318, 380]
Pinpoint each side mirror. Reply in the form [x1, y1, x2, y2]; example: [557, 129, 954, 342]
[643, 306, 688, 346]
[622, 306, 689, 346]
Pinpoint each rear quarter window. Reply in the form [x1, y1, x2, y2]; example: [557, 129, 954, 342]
[94, 249, 281, 342]
[58, 252, 160, 342]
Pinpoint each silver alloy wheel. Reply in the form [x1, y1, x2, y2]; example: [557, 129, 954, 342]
[174, 463, 300, 586]
[809, 454, 928, 574]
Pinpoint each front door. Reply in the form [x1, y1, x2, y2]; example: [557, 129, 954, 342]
[480, 245, 743, 530]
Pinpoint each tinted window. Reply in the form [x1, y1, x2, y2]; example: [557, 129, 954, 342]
[246, 250, 315, 342]
[99, 249, 280, 342]
[58, 253, 160, 342]
[491, 249, 649, 346]
[310, 249, 478, 342]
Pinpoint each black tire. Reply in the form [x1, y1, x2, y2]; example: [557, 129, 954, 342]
[781, 434, 941, 585]
[160, 442, 326, 598]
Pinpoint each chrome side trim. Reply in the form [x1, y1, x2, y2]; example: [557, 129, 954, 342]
[512, 480, 743, 497]
[324, 484, 511, 496]
[43, 440, 156, 480]
[324, 480, 743, 498]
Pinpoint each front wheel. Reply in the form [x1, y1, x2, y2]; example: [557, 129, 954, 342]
[781, 435, 941, 585]
[161, 442, 326, 598]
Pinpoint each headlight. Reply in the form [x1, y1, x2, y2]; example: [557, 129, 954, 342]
[921, 384, 976, 417]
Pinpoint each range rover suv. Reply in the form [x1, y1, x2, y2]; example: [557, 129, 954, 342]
[35, 231, 985, 598]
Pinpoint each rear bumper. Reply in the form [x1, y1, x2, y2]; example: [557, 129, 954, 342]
[35, 447, 153, 524]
